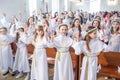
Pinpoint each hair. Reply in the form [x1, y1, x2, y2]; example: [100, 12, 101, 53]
[95, 16, 101, 21]
[79, 15, 83, 24]
[85, 26, 97, 52]
[56, 18, 63, 23]
[27, 17, 34, 26]
[54, 12, 58, 18]
[34, 25, 44, 42]
[111, 20, 120, 34]
[15, 28, 24, 43]
[59, 24, 68, 29]
[43, 19, 49, 26]
[0, 27, 7, 31]
[71, 18, 81, 36]
[92, 19, 100, 30]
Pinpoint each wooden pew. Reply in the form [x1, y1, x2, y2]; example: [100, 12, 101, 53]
[98, 52, 120, 79]
[78, 52, 120, 80]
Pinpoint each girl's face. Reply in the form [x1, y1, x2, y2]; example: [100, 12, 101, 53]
[112, 22, 119, 31]
[29, 18, 34, 24]
[89, 30, 97, 39]
[17, 29, 24, 34]
[57, 19, 62, 25]
[74, 20, 80, 27]
[42, 20, 48, 27]
[0, 29, 7, 35]
[93, 21, 99, 28]
[59, 26, 68, 36]
[37, 30, 44, 36]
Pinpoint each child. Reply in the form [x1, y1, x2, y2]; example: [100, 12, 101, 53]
[49, 24, 74, 80]
[42, 19, 51, 38]
[109, 20, 120, 52]
[13, 28, 30, 80]
[26, 17, 35, 37]
[92, 19, 109, 43]
[73, 26, 109, 80]
[31, 25, 48, 80]
[68, 18, 81, 38]
[0, 27, 13, 75]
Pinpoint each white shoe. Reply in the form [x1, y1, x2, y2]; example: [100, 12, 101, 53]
[104, 76, 108, 79]
[16, 72, 23, 78]
[24, 73, 30, 80]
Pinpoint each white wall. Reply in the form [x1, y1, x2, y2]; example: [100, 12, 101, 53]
[90, 0, 100, 13]
[100, 0, 120, 11]
[0, 0, 29, 22]
[70, 0, 90, 12]
[71, 0, 120, 12]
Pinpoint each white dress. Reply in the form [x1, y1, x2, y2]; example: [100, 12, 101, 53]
[13, 33, 30, 73]
[73, 39, 109, 80]
[0, 34, 13, 71]
[31, 36, 48, 80]
[109, 34, 120, 52]
[49, 35, 74, 80]
[68, 27, 79, 38]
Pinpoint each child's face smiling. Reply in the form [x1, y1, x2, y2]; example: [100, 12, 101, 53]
[59, 26, 68, 36]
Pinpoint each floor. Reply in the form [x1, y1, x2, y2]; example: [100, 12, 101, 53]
[0, 66, 119, 80]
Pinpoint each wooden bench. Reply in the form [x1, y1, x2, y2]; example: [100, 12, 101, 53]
[98, 52, 120, 79]
[78, 52, 120, 80]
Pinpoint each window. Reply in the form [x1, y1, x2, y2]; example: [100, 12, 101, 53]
[29, 0, 37, 16]
[108, 0, 118, 6]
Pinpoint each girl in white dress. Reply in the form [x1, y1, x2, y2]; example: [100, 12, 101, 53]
[49, 24, 74, 80]
[26, 17, 35, 37]
[108, 20, 120, 52]
[73, 26, 109, 80]
[68, 18, 81, 39]
[0, 27, 13, 75]
[92, 19, 109, 43]
[31, 25, 48, 80]
[42, 19, 51, 38]
[13, 28, 30, 80]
